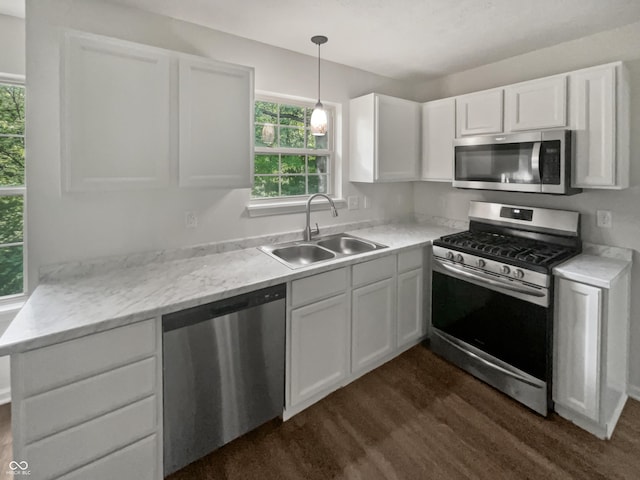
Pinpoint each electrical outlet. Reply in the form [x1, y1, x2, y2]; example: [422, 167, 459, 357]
[363, 196, 372, 209]
[347, 195, 360, 210]
[596, 210, 612, 228]
[185, 211, 198, 229]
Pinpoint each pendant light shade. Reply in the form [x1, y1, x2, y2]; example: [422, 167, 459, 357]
[310, 35, 328, 136]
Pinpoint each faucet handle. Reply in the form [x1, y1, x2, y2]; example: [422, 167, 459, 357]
[313, 223, 320, 236]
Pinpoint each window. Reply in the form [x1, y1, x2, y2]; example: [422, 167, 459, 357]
[252, 97, 333, 199]
[0, 79, 25, 299]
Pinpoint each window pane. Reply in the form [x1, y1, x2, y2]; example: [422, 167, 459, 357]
[308, 156, 328, 174]
[255, 155, 279, 174]
[279, 126, 305, 148]
[0, 196, 23, 243]
[281, 155, 304, 174]
[279, 104, 304, 127]
[281, 175, 306, 196]
[255, 101, 278, 124]
[252, 176, 280, 198]
[0, 136, 25, 186]
[308, 175, 328, 194]
[0, 85, 25, 135]
[0, 245, 23, 296]
[255, 124, 277, 148]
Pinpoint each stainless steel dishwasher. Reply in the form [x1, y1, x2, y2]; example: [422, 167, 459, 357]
[162, 284, 286, 476]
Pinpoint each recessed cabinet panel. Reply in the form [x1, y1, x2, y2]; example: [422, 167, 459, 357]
[62, 34, 171, 191]
[290, 294, 350, 405]
[421, 98, 455, 181]
[570, 65, 617, 187]
[397, 268, 423, 348]
[352, 278, 395, 374]
[505, 76, 567, 131]
[179, 58, 254, 188]
[455, 89, 504, 137]
[554, 278, 601, 421]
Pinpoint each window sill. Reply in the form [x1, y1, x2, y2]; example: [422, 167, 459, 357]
[246, 198, 347, 217]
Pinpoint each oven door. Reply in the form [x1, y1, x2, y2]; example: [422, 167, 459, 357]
[430, 258, 551, 414]
[453, 132, 543, 193]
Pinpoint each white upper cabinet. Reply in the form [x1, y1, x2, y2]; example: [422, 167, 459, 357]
[62, 33, 171, 192]
[504, 75, 567, 132]
[569, 62, 629, 189]
[178, 58, 254, 188]
[455, 89, 503, 137]
[62, 32, 254, 192]
[421, 98, 455, 181]
[349, 93, 420, 182]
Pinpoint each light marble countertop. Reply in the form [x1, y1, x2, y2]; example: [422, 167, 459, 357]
[553, 254, 632, 289]
[0, 222, 457, 356]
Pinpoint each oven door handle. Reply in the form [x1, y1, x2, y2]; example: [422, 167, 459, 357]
[438, 261, 546, 298]
[434, 330, 545, 389]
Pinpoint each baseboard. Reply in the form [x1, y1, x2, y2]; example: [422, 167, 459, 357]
[0, 386, 11, 405]
[628, 384, 640, 402]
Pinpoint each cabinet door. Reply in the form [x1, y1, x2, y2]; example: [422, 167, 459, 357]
[554, 278, 602, 421]
[376, 95, 420, 181]
[421, 98, 455, 181]
[352, 278, 395, 374]
[569, 65, 616, 187]
[290, 294, 349, 406]
[455, 89, 503, 137]
[179, 57, 254, 188]
[505, 76, 567, 131]
[62, 33, 170, 191]
[397, 268, 423, 348]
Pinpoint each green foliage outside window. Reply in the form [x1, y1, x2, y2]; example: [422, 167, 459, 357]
[0, 83, 25, 297]
[253, 100, 331, 198]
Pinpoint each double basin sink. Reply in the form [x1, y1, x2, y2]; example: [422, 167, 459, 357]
[259, 234, 388, 269]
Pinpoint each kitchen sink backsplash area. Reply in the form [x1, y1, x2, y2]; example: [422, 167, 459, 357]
[38, 215, 417, 282]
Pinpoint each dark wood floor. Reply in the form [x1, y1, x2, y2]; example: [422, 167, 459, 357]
[2, 346, 640, 479]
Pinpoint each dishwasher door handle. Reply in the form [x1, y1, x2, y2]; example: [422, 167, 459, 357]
[210, 300, 251, 318]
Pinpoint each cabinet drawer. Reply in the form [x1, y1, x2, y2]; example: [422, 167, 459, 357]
[25, 395, 157, 480]
[352, 255, 395, 287]
[291, 268, 347, 308]
[398, 248, 423, 273]
[22, 357, 156, 443]
[19, 319, 156, 396]
[59, 434, 158, 480]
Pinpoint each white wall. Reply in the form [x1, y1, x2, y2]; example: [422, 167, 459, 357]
[412, 21, 640, 394]
[25, 0, 417, 291]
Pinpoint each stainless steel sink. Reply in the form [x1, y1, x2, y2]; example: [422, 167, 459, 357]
[316, 235, 379, 255]
[259, 234, 387, 269]
[270, 244, 336, 267]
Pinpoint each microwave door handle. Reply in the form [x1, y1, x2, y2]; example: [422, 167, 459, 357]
[531, 141, 542, 184]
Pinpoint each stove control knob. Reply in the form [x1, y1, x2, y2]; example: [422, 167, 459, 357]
[514, 269, 525, 279]
[455, 254, 464, 263]
[446, 251, 454, 260]
[501, 265, 511, 275]
[476, 259, 486, 268]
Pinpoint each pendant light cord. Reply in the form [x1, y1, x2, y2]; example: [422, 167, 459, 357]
[317, 42, 321, 103]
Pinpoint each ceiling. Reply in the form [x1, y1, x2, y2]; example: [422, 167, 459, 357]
[4, 0, 640, 81]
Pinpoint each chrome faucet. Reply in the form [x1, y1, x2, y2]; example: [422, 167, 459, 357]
[304, 193, 338, 241]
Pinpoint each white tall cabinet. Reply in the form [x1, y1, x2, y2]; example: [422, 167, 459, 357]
[349, 93, 421, 182]
[553, 256, 631, 439]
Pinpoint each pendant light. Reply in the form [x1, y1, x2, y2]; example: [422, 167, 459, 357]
[310, 35, 328, 136]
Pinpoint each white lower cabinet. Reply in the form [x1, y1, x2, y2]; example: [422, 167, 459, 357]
[290, 294, 350, 406]
[553, 269, 631, 439]
[397, 268, 424, 349]
[11, 318, 163, 480]
[352, 278, 395, 375]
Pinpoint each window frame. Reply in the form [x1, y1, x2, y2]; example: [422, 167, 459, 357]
[251, 93, 336, 203]
[0, 73, 27, 306]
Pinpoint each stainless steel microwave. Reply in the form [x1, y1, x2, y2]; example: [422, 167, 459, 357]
[453, 130, 581, 195]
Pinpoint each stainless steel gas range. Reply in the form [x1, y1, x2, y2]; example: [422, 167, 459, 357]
[430, 201, 581, 415]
